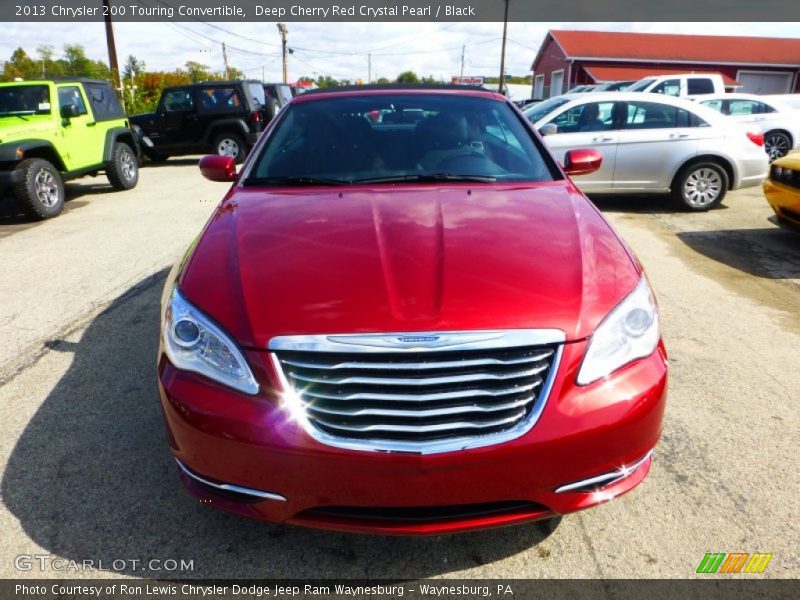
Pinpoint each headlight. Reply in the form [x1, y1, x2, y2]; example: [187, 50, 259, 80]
[162, 287, 259, 395]
[576, 276, 660, 385]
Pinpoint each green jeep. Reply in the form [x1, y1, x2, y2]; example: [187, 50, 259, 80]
[0, 79, 139, 219]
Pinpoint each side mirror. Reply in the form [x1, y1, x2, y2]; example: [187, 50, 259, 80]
[60, 103, 80, 122]
[539, 123, 557, 136]
[563, 149, 603, 176]
[199, 155, 237, 182]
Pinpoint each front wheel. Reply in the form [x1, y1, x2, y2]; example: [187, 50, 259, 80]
[672, 162, 728, 211]
[12, 158, 65, 219]
[106, 143, 139, 190]
[213, 132, 247, 164]
[764, 131, 791, 162]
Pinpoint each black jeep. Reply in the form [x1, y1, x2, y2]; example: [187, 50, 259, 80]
[130, 80, 266, 164]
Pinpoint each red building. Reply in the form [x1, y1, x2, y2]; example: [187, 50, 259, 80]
[531, 30, 800, 98]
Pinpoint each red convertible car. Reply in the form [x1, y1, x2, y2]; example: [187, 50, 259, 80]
[157, 85, 667, 535]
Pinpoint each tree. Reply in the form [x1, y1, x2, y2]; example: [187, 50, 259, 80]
[123, 55, 146, 81]
[185, 61, 211, 83]
[36, 45, 56, 78]
[395, 71, 419, 84]
[1, 47, 38, 81]
[375, 77, 390, 84]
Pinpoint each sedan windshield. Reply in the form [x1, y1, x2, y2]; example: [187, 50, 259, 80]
[0, 85, 51, 117]
[523, 96, 570, 123]
[246, 93, 554, 185]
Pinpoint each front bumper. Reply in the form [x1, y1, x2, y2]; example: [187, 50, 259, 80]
[158, 340, 668, 535]
[0, 165, 23, 188]
[763, 179, 800, 226]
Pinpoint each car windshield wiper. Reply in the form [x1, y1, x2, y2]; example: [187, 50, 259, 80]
[354, 173, 497, 184]
[243, 175, 352, 187]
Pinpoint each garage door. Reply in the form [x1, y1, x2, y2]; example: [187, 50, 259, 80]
[550, 71, 564, 98]
[737, 72, 792, 94]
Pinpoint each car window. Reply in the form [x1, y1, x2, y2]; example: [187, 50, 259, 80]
[701, 99, 724, 113]
[687, 78, 714, 95]
[627, 78, 657, 92]
[728, 100, 775, 116]
[83, 82, 125, 121]
[248, 94, 554, 184]
[276, 85, 293, 105]
[163, 89, 194, 112]
[524, 96, 569, 123]
[650, 79, 681, 97]
[246, 82, 266, 108]
[197, 87, 242, 113]
[548, 102, 615, 133]
[0, 84, 50, 116]
[57, 86, 87, 116]
[623, 101, 692, 129]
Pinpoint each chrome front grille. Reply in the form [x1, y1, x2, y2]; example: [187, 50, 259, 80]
[269, 330, 563, 454]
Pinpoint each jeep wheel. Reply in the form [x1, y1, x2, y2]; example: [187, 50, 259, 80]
[107, 143, 139, 190]
[12, 158, 65, 219]
[213, 132, 247, 164]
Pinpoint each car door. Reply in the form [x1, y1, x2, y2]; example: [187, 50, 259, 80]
[540, 100, 619, 193]
[156, 88, 199, 149]
[613, 100, 702, 191]
[55, 84, 104, 170]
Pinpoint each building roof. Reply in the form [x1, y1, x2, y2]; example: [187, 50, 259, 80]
[583, 65, 740, 87]
[535, 30, 800, 69]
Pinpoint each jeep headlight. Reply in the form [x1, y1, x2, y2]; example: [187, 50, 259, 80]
[576, 276, 660, 385]
[162, 287, 259, 395]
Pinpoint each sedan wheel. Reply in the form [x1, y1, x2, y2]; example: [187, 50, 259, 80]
[673, 162, 728, 211]
[764, 132, 791, 161]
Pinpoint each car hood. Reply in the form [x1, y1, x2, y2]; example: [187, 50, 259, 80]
[0, 115, 53, 143]
[179, 182, 640, 348]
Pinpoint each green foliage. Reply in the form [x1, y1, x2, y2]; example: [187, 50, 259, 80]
[395, 71, 419, 84]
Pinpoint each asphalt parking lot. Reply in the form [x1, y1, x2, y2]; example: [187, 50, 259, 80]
[0, 160, 798, 579]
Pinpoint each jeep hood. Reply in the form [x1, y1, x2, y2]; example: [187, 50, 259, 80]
[0, 115, 54, 143]
[178, 182, 641, 347]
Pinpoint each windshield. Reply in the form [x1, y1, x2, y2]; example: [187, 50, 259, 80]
[246, 93, 554, 185]
[523, 96, 570, 123]
[0, 85, 51, 117]
[627, 78, 656, 92]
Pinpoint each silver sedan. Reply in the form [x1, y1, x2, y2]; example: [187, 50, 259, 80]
[525, 92, 768, 211]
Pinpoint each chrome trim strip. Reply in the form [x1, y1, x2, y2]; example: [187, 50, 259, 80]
[269, 329, 566, 352]
[280, 350, 554, 371]
[175, 459, 287, 502]
[287, 364, 548, 386]
[300, 381, 542, 402]
[306, 395, 535, 418]
[554, 451, 654, 493]
[269, 339, 564, 455]
[314, 410, 527, 433]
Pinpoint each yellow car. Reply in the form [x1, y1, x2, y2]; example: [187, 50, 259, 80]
[764, 153, 800, 227]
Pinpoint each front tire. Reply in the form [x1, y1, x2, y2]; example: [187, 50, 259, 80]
[764, 131, 791, 162]
[672, 162, 728, 211]
[213, 131, 247, 164]
[12, 158, 65, 219]
[106, 143, 139, 190]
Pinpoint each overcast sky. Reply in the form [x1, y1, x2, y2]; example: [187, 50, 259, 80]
[1, 21, 799, 82]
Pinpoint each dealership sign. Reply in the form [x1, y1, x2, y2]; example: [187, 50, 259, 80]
[451, 76, 485, 86]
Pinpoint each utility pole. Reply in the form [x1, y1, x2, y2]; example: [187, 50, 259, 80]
[102, 0, 120, 91]
[498, 0, 509, 95]
[368, 54, 371, 84]
[460, 45, 465, 82]
[277, 23, 288, 84]
[222, 42, 230, 79]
